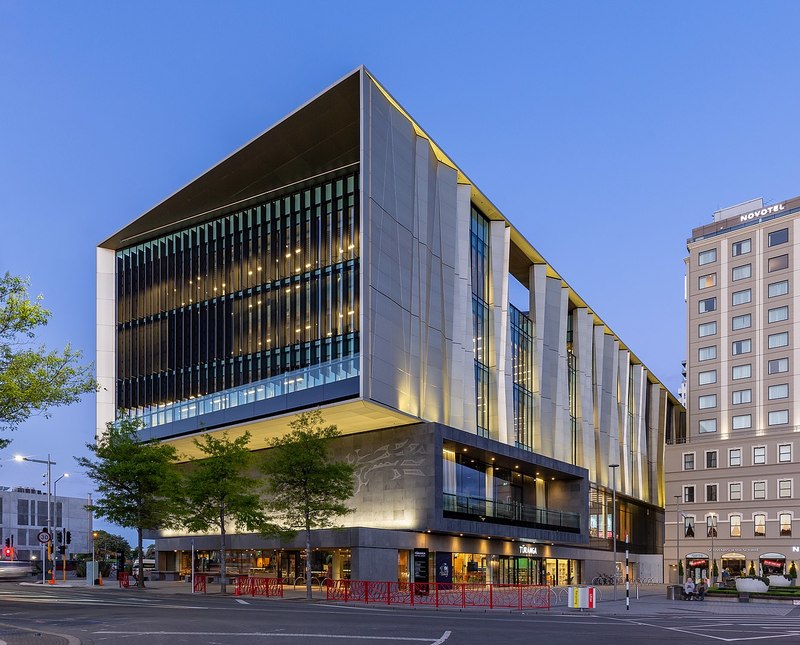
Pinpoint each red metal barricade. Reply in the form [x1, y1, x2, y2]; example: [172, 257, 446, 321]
[193, 573, 207, 593]
[325, 580, 550, 609]
[248, 576, 284, 598]
[118, 572, 130, 589]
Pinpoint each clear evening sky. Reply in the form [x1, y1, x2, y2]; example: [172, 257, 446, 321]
[2, 1, 799, 535]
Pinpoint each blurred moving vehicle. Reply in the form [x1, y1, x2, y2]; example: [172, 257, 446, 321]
[0, 561, 34, 579]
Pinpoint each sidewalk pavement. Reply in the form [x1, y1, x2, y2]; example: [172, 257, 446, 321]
[15, 580, 800, 617]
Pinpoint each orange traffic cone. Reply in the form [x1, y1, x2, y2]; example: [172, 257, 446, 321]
[98, 571, 104, 586]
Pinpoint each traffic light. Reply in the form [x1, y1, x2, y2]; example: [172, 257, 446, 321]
[56, 531, 62, 544]
[3, 547, 11, 558]
[66, 531, 72, 544]
[3, 538, 8, 548]
[58, 545, 66, 555]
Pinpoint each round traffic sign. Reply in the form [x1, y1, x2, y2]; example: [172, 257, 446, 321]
[37, 531, 51, 544]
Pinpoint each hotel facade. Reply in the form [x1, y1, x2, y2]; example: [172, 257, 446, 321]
[666, 196, 800, 583]
[97, 68, 682, 585]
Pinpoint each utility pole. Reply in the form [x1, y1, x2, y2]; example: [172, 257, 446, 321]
[674, 494, 681, 583]
[609, 463, 620, 601]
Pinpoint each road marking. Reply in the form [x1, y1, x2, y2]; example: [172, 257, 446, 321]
[235, 599, 250, 605]
[0, 622, 80, 645]
[95, 631, 449, 642]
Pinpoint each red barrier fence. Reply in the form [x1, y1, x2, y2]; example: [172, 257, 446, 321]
[118, 572, 129, 589]
[326, 580, 550, 610]
[235, 576, 284, 598]
[193, 573, 208, 593]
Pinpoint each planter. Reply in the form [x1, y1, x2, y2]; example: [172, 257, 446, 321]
[735, 578, 768, 593]
[769, 575, 791, 588]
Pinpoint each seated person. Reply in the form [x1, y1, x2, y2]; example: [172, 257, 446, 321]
[683, 578, 695, 600]
[695, 579, 706, 600]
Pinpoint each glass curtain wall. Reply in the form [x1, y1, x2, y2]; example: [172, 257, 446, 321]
[115, 173, 359, 414]
[510, 304, 535, 450]
[470, 206, 491, 438]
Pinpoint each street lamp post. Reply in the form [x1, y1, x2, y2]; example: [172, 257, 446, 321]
[609, 463, 620, 601]
[15, 454, 55, 585]
[709, 514, 717, 586]
[53, 473, 68, 581]
[674, 494, 681, 584]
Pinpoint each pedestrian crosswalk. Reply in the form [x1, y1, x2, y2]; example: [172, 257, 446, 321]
[609, 613, 800, 642]
[0, 586, 203, 610]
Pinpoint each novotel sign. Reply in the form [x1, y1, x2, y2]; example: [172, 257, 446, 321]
[739, 203, 785, 222]
[519, 545, 538, 555]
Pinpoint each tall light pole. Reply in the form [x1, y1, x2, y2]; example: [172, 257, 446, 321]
[609, 463, 619, 601]
[674, 494, 681, 584]
[53, 473, 68, 581]
[709, 514, 717, 586]
[15, 454, 55, 585]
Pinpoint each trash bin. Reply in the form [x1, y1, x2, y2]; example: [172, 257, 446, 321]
[667, 585, 682, 600]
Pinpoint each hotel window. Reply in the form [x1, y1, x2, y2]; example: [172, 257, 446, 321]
[768, 332, 789, 349]
[698, 249, 717, 265]
[732, 414, 752, 430]
[706, 484, 718, 502]
[768, 306, 789, 323]
[683, 453, 695, 470]
[698, 297, 717, 313]
[753, 482, 767, 501]
[699, 418, 717, 434]
[706, 450, 718, 468]
[684, 485, 695, 503]
[729, 482, 742, 501]
[778, 479, 792, 499]
[732, 264, 751, 281]
[753, 446, 766, 465]
[769, 410, 789, 426]
[731, 239, 751, 256]
[780, 513, 792, 537]
[698, 370, 717, 385]
[768, 357, 789, 374]
[769, 228, 789, 246]
[698, 321, 717, 337]
[730, 514, 742, 537]
[732, 389, 751, 405]
[698, 273, 717, 289]
[732, 289, 751, 305]
[732, 364, 751, 380]
[698, 394, 716, 409]
[768, 384, 789, 400]
[769, 254, 789, 272]
[731, 339, 751, 355]
[698, 345, 717, 361]
[768, 280, 789, 297]
[706, 515, 718, 538]
[729, 448, 742, 467]
[778, 444, 792, 463]
[754, 513, 766, 536]
[684, 515, 695, 537]
[732, 314, 751, 330]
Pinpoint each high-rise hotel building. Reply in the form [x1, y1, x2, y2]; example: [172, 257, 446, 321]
[97, 68, 682, 584]
[666, 196, 800, 583]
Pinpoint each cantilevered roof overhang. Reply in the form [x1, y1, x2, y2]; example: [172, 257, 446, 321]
[100, 68, 361, 250]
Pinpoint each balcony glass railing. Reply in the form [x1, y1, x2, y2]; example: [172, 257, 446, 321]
[126, 354, 360, 429]
[443, 493, 581, 532]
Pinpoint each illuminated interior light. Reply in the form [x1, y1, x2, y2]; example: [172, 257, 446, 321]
[222, 283, 226, 287]
[305, 263, 311, 268]
[305, 325, 311, 329]
[257, 300, 261, 305]
[248, 271, 253, 275]
[347, 310, 354, 315]
[295, 328, 301, 333]
[295, 285, 300, 289]
[213, 287, 217, 291]
[295, 249, 301, 254]
[348, 244, 355, 250]
[257, 267, 262, 271]
[285, 253, 291, 258]
[339, 248, 344, 253]
[339, 313, 344, 317]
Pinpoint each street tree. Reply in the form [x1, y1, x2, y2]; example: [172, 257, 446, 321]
[77, 416, 183, 588]
[260, 410, 355, 599]
[0, 273, 95, 449]
[92, 530, 132, 561]
[181, 432, 267, 593]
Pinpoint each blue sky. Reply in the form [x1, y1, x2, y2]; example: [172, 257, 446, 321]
[2, 1, 799, 537]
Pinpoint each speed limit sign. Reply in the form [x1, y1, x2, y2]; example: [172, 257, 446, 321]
[37, 531, 51, 544]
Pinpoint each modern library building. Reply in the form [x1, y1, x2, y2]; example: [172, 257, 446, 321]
[97, 67, 683, 585]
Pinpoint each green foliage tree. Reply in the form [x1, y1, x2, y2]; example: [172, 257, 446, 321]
[678, 560, 684, 577]
[0, 273, 95, 449]
[92, 529, 132, 561]
[260, 410, 355, 599]
[749, 560, 756, 576]
[181, 432, 267, 593]
[77, 416, 183, 588]
[712, 559, 718, 579]
[790, 561, 797, 580]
